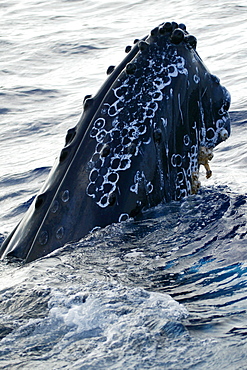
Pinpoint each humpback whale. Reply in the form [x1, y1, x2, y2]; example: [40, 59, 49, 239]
[0, 21, 231, 263]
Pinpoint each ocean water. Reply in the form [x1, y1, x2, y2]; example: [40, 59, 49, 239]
[0, 0, 247, 369]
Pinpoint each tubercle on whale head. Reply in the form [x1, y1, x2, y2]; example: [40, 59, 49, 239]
[170, 28, 185, 44]
[65, 127, 76, 146]
[149, 21, 196, 49]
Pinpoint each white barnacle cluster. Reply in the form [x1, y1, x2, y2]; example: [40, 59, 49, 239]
[170, 116, 202, 199]
[203, 117, 229, 146]
[199, 104, 229, 148]
[87, 114, 143, 208]
[216, 116, 229, 141]
[171, 152, 190, 198]
[86, 44, 189, 208]
[171, 144, 198, 199]
[150, 53, 188, 91]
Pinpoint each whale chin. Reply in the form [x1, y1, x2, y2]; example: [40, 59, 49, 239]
[0, 21, 231, 263]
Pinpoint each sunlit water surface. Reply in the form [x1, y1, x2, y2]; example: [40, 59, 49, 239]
[0, 0, 247, 369]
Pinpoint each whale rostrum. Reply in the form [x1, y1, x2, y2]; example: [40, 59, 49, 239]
[0, 21, 231, 262]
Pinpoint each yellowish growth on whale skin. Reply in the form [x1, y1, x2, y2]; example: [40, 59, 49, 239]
[199, 146, 214, 179]
[191, 146, 215, 195]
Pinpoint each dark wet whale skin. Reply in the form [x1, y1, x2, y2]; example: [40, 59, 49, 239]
[0, 22, 231, 262]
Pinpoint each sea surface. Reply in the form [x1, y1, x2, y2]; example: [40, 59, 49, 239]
[0, 0, 247, 369]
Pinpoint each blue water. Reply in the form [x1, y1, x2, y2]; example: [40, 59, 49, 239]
[0, 0, 247, 368]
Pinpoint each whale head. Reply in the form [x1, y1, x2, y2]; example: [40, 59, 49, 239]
[0, 21, 231, 262]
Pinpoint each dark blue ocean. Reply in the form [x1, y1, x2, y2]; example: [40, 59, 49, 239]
[0, 0, 247, 368]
